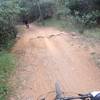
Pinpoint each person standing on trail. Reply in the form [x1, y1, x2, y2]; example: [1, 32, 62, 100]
[22, 15, 29, 28]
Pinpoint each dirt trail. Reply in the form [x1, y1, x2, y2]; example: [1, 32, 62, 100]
[10, 24, 100, 100]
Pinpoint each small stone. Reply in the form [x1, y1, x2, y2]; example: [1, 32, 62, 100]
[71, 32, 76, 36]
[90, 52, 96, 55]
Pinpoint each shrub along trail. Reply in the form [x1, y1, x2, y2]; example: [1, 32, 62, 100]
[10, 24, 100, 100]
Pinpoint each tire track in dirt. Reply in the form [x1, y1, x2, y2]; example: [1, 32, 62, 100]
[10, 24, 100, 100]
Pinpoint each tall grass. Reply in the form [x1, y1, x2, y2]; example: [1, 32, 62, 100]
[84, 27, 100, 39]
[43, 18, 78, 32]
[0, 51, 16, 100]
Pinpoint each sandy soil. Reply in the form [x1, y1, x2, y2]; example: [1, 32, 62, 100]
[10, 24, 100, 100]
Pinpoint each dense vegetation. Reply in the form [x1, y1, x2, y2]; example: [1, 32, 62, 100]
[0, 0, 100, 48]
[55, 0, 100, 33]
[0, 0, 56, 48]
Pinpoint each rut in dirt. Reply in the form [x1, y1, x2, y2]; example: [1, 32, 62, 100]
[10, 24, 100, 100]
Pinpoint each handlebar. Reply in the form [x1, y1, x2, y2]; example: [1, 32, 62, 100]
[55, 81, 92, 100]
[38, 81, 93, 100]
[39, 92, 92, 100]
[59, 94, 92, 100]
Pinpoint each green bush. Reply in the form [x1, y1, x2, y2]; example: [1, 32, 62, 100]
[55, 0, 100, 33]
[0, 0, 20, 48]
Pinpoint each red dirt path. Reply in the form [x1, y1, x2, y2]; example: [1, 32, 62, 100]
[10, 24, 100, 100]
